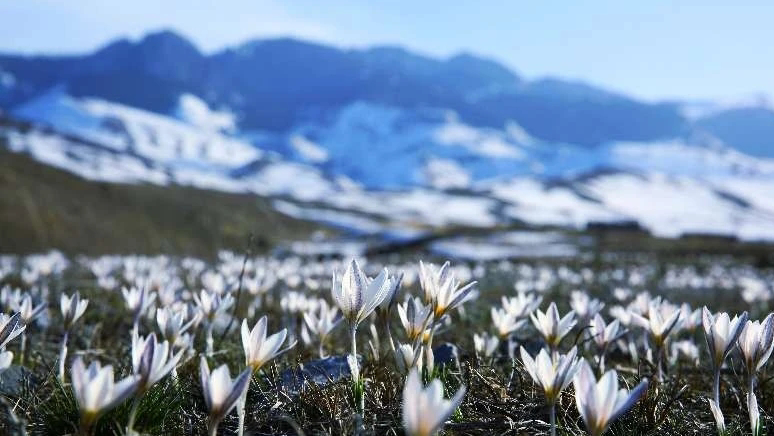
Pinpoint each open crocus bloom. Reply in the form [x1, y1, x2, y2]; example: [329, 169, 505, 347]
[71, 357, 138, 423]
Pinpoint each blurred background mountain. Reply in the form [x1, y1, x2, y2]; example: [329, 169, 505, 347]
[2, 24, 773, 257]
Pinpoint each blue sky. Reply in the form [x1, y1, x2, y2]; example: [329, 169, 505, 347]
[1, 1, 772, 102]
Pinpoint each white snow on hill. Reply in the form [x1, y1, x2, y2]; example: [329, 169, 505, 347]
[4, 91, 774, 242]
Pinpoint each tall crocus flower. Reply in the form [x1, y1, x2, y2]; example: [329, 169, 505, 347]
[402, 367, 465, 436]
[126, 333, 184, 433]
[331, 259, 394, 415]
[589, 314, 621, 373]
[520, 346, 580, 436]
[573, 360, 648, 436]
[237, 316, 295, 436]
[59, 292, 89, 384]
[631, 301, 681, 380]
[701, 307, 748, 434]
[193, 289, 234, 356]
[71, 357, 138, 435]
[737, 314, 774, 436]
[200, 357, 251, 436]
[530, 302, 576, 354]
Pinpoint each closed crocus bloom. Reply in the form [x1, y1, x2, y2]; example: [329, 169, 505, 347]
[71, 357, 139, 431]
[200, 357, 251, 436]
[397, 297, 433, 342]
[737, 313, 774, 374]
[332, 260, 394, 328]
[0, 312, 25, 349]
[530, 302, 576, 349]
[241, 316, 294, 372]
[702, 307, 748, 369]
[402, 368, 466, 436]
[573, 361, 648, 436]
[60, 292, 89, 330]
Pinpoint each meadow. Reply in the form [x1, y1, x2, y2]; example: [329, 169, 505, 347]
[0, 247, 771, 436]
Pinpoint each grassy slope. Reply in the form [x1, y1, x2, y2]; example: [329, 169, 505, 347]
[0, 149, 323, 257]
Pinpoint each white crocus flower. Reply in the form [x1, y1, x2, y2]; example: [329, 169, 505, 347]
[491, 307, 525, 340]
[631, 301, 681, 380]
[301, 301, 340, 357]
[238, 316, 295, 436]
[402, 367, 466, 436]
[473, 332, 499, 360]
[193, 289, 234, 356]
[0, 312, 25, 349]
[570, 291, 605, 324]
[59, 292, 89, 383]
[702, 307, 748, 431]
[573, 360, 648, 436]
[241, 316, 294, 372]
[590, 314, 621, 372]
[331, 259, 394, 415]
[60, 292, 89, 331]
[530, 302, 576, 351]
[737, 314, 774, 436]
[397, 297, 433, 343]
[71, 357, 139, 433]
[520, 346, 580, 436]
[631, 301, 682, 349]
[131, 333, 184, 392]
[702, 308, 748, 370]
[501, 291, 542, 319]
[17, 294, 46, 325]
[122, 286, 157, 333]
[127, 333, 184, 433]
[156, 306, 199, 348]
[395, 342, 423, 374]
[331, 259, 394, 329]
[418, 261, 477, 319]
[737, 314, 774, 375]
[200, 357, 251, 436]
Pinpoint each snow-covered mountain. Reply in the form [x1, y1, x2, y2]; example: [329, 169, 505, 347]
[3, 88, 774, 242]
[2, 30, 774, 243]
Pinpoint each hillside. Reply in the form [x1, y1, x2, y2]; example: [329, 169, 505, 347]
[0, 147, 322, 256]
